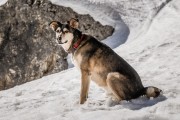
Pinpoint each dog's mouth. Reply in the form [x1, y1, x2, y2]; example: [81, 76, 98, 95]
[56, 37, 68, 44]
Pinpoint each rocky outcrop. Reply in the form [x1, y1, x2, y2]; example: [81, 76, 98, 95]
[0, 0, 114, 90]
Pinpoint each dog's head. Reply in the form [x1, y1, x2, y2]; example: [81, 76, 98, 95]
[49, 18, 81, 52]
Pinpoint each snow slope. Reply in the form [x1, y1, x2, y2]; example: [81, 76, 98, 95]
[0, 0, 7, 6]
[0, 0, 180, 120]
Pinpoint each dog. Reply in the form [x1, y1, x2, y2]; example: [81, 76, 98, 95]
[49, 18, 162, 105]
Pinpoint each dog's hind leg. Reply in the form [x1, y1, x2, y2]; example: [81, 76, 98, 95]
[106, 72, 132, 102]
[106, 72, 162, 103]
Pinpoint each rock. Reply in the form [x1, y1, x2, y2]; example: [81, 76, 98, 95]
[0, 0, 114, 90]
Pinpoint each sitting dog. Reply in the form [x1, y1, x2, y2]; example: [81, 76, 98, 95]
[49, 18, 162, 105]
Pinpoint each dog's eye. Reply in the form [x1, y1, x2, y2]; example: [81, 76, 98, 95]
[56, 30, 60, 33]
[64, 30, 69, 33]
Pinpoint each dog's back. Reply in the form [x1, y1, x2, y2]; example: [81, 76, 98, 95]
[74, 35, 161, 100]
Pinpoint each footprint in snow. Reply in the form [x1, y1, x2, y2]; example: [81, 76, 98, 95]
[41, 90, 64, 97]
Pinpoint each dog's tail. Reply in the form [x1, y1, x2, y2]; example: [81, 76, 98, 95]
[139, 86, 162, 98]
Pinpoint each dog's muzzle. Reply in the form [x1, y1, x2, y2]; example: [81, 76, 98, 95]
[57, 37, 68, 44]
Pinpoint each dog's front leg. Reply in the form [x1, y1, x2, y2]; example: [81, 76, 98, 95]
[80, 70, 90, 104]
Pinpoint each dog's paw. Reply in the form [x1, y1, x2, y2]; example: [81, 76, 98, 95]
[106, 98, 120, 107]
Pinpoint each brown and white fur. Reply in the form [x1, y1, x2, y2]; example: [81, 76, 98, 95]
[49, 18, 162, 105]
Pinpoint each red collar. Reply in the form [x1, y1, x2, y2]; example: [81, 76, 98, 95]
[73, 34, 85, 49]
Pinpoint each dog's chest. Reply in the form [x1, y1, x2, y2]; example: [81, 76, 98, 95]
[71, 54, 82, 69]
[72, 53, 107, 87]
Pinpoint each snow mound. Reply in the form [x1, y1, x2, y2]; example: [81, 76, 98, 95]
[0, 0, 7, 6]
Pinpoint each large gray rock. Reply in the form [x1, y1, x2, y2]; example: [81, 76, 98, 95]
[0, 0, 114, 90]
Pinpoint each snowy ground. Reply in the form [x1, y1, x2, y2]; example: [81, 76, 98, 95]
[1, 0, 180, 120]
[0, 0, 7, 6]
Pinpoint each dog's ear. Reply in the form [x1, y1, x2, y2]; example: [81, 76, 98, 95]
[49, 21, 62, 31]
[68, 18, 79, 29]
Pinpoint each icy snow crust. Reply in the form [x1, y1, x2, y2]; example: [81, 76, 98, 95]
[0, 0, 180, 120]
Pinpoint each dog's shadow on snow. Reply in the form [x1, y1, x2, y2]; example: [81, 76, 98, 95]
[80, 95, 167, 111]
[120, 95, 167, 110]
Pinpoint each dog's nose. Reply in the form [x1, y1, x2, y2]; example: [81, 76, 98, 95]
[59, 36, 62, 40]
[57, 37, 61, 41]
[56, 37, 63, 44]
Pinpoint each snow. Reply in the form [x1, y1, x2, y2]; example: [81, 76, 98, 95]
[0, 0, 7, 6]
[1, 0, 180, 120]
